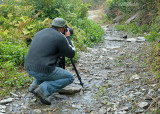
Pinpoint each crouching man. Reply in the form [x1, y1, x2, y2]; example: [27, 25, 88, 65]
[24, 18, 75, 105]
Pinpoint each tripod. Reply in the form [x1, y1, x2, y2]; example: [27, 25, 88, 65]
[58, 56, 84, 88]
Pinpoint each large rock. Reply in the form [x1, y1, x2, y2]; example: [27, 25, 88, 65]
[126, 37, 146, 42]
[125, 12, 140, 24]
[0, 98, 14, 104]
[138, 102, 149, 109]
[113, 16, 123, 23]
[58, 86, 82, 95]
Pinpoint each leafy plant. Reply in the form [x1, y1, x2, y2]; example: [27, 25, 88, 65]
[0, 61, 32, 96]
[0, 42, 28, 66]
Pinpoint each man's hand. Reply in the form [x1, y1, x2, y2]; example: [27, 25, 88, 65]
[65, 28, 70, 37]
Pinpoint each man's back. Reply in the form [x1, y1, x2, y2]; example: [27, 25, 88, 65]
[24, 27, 75, 73]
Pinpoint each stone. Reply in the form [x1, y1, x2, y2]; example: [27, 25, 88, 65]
[136, 37, 146, 42]
[0, 105, 6, 109]
[138, 102, 149, 109]
[85, 107, 92, 113]
[86, 47, 92, 51]
[90, 111, 99, 114]
[126, 38, 136, 42]
[135, 109, 144, 113]
[72, 104, 83, 109]
[0, 109, 5, 113]
[21, 106, 27, 110]
[130, 74, 140, 81]
[10, 92, 19, 97]
[99, 107, 107, 114]
[125, 12, 140, 24]
[148, 89, 154, 95]
[113, 15, 123, 23]
[0, 98, 14, 104]
[58, 86, 82, 95]
[134, 92, 142, 96]
[33, 109, 42, 114]
[118, 111, 127, 114]
[121, 104, 132, 111]
[102, 48, 107, 52]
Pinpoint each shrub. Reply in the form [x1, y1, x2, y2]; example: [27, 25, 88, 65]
[0, 61, 32, 96]
[0, 42, 28, 66]
[147, 43, 160, 78]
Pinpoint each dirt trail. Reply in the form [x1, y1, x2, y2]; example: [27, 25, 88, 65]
[1, 9, 159, 114]
[88, 8, 105, 23]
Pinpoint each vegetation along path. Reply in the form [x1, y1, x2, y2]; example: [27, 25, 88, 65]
[0, 9, 159, 114]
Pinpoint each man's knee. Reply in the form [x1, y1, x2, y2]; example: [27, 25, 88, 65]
[69, 74, 74, 83]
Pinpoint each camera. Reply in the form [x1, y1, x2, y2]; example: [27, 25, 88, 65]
[65, 25, 73, 36]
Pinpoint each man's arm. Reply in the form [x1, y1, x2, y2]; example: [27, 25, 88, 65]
[58, 36, 75, 58]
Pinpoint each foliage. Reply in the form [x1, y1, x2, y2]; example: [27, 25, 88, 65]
[82, 0, 106, 9]
[145, 31, 160, 42]
[147, 43, 160, 78]
[145, 15, 160, 42]
[113, 23, 149, 35]
[0, 42, 28, 66]
[0, 61, 32, 96]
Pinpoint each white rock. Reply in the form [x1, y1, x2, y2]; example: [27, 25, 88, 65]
[33, 109, 42, 114]
[130, 74, 140, 81]
[0, 98, 14, 104]
[86, 47, 92, 51]
[10, 92, 19, 97]
[126, 38, 136, 42]
[118, 111, 127, 114]
[134, 92, 142, 96]
[0, 109, 5, 113]
[0, 105, 6, 109]
[99, 107, 107, 114]
[125, 12, 140, 24]
[102, 48, 107, 52]
[58, 86, 82, 94]
[137, 37, 146, 42]
[72, 104, 83, 109]
[138, 102, 149, 109]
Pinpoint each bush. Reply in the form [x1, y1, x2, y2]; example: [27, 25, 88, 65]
[147, 43, 160, 78]
[0, 42, 28, 66]
[114, 23, 149, 35]
[77, 18, 104, 47]
[0, 61, 32, 96]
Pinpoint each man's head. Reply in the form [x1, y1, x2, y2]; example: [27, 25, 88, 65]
[51, 18, 66, 33]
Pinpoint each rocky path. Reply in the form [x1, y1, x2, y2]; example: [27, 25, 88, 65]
[1, 10, 160, 114]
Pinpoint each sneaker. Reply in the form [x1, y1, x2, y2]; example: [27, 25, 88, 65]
[34, 87, 51, 105]
[28, 85, 38, 94]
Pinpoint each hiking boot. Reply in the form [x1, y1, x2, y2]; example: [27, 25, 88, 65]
[28, 85, 38, 94]
[34, 87, 51, 105]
